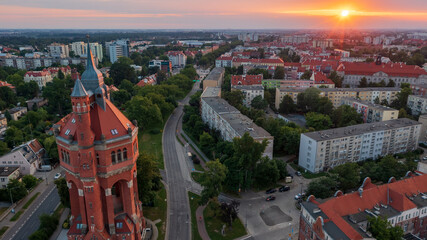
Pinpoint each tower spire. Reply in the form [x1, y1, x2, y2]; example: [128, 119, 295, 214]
[80, 34, 105, 95]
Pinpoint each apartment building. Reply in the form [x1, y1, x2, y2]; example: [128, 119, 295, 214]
[0, 139, 45, 175]
[203, 67, 225, 91]
[342, 98, 398, 123]
[411, 84, 427, 96]
[108, 39, 129, 63]
[215, 56, 233, 68]
[167, 51, 187, 68]
[275, 87, 400, 109]
[24, 69, 53, 89]
[298, 118, 420, 173]
[231, 85, 264, 107]
[149, 60, 172, 73]
[232, 58, 284, 68]
[407, 95, 427, 115]
[418, 115, 427, 142]
[299, 174, 427, 240]
[201, 88, 274, 158]
[231, 74, 263, 86]
[8, 107, 27, 121]
[48, 43, 69, 58]
[70, 41, 86, 56]
[337, 61, 427, 87]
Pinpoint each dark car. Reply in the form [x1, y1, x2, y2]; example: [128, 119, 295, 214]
[266, 195, 276, 201]
[295, 171, 302, 176]
[279, 186, 290, 192]
[265, 188, 277, 194]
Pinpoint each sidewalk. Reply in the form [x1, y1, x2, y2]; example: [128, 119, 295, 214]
[50, 207, 69, 240]
[0, 167, 61, 235]
[196, 205, 210, 240]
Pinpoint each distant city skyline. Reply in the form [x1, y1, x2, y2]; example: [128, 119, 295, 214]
[0, 0, 427, 29]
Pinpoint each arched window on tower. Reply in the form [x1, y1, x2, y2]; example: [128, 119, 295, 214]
[76, 103, 81, 112]
[96, 153, 100, 165]
[111, 151, 116, 164]
[117, 149, 122, 162]
[123, 148, 127, 160]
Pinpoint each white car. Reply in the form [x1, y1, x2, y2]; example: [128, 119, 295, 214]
[54, 173, 61, 180]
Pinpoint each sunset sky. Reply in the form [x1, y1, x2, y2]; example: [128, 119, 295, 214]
[1, 0, 427, 29]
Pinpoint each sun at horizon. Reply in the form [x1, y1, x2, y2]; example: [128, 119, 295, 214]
[341, 10, 350, 17]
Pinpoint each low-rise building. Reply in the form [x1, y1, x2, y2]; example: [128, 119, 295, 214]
[0, 115, 7, 135]
[299, 174, 427, 240]
[26, 97, 48, 110]
[201, 88, 274, 158]
[298, 118, 420, 173]
[0, 139, 45, 175]
[215, 56, 233, 68]
[312, 72, 335, 88]
[149, 60, 172, 73]
[0, 167, 20, 188]
[407, 95, 427, 115]
[232, 58, 284, 68]
[342, 98, 398, 123]
[231, 74, 263, 86]
[411, 84, 427, 96]
[136, 74, 157, 87]
[275, 87, 400, 109]
[0, 81, 15, 92]
[231, 85, 264, 107]
[203, 67, 225, 91]
[418, 114, 427, 142]
[24, 69, 53, 89]
[8, 107, 27, 121]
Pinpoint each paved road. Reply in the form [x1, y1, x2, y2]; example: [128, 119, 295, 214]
[163, 82, 201, 240]
[3, 187, 60, 240]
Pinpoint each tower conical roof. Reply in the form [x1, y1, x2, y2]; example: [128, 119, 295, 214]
[71, 77, 88, 97]
[80, 37, 104, 94]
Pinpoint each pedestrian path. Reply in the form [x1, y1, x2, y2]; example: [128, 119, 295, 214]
[196, 205, 210, 240]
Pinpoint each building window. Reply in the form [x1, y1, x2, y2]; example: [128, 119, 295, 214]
[111, 129, 119, 135]
[117, 150, 122, 162]
[96, 154, 100, 165]
[123, 148, 127, 160]
[111, 151, 116, 164]
[116, 222, 123, 229]
[65, 129, 71, 135]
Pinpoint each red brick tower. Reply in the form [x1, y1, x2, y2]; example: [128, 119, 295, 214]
[54, 39, 144, 240]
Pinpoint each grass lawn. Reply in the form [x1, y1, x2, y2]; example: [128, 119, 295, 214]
[143, 185, 167, 240]
[193, 163, 204, 172]
[290, 163, 328, 179]
[191, 172, 203, 184]
[139, 130, 164, 169]
[10, 210, 24, 221]
[0, 207, 8, 216]
[203, 201, 246, 240]
[188, 192, 203, 240]
[23, 192, 40, 209]
[0, 226, 8, 238]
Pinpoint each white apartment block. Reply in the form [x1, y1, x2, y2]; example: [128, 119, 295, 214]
[48, 43, 69, 58]
[407, 95, 427, 115]
[299, 119, 421, 173]
[24, 70, 53, 89]
[201, 89, 274, 158]
[70, 41, 86, 56]
[0, 139, 45, 175]
[231, 85, 264, 107]
[108, 39, 129, 63]
[88, 42, 103, 62]
[167, 51, 187, 68]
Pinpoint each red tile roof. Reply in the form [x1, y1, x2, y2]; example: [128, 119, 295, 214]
[337, 62, 427, 77]
[136, 74, 156, 87]
[314, 72, 334, 85]
[313, 174, 427, 240]
[231, 74, 263, 86]
[0, 81, 15, 89]
[216, 56, 233, 61]
[233, 58, 284, 64]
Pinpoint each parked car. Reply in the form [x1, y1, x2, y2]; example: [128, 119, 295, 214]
[295, 171, 302, 176]
[54, 173, 61, 180]
[423, 156, 427, 160]
[265, 188, 277, 194]
[266, 195, 276, 201]
[279, 186, 290, 192]
[294, 193, 302, 200]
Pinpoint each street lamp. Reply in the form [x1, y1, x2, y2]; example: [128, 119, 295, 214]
[8, 186, 23, 213]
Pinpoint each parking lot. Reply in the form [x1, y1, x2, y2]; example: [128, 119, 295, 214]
[237, 166, 311, 240]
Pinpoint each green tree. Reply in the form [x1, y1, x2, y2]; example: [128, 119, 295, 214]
[358, 77, 368, 88]
[0, 86, 17, 110]
[130, 52, 143, 66]
[305, 112, 332, 130]
[328, 71, 343, 88]
[4, 126, 24, 148]
[43, 136, 59, 163]
[42, 78, 72, 116]
[111, 90, 132, 108]
[398, 108, 409, 118]
[247, 68, 271, 79]
[315, 97, 334, 115]
[54, 178, 70, 208]
[306, 176, 338, 199]
[119, 79, 135, 94]
[125, 96, 163, 129]
[200, 132, 215, 157]
[407, 53, 425, 67]
[146, 92, 174, 119]
[180, 65, 198, 80]
[7, 179, 27, 202]
[368, 216, 403, 240]
[279, 95, 296, 114]
[387, 79, 396, 87]
[110, 57, 137, 85]
[223, 90, 244, 108]
[331, 105, 363, 127]
[200, 159, 228, 204]
[22, 175, 38, 189]
[251, 95, 268, 110]
[274, 159, 288, 179]
[137, 153, 161, 205]
[254, 157, 280, 188]
[273, 66, 285, 79]
[300, 70, 312, 80]
[330, 163, 360, 192]
[297, 88, 321, 113]
[0, 141, 9, 156]
[57, 70, 65, 79]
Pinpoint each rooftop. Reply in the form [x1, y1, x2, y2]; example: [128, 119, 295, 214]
[8, 107, 27, 114]
[204, 67, 225, 82]
[337, 62, 427, 77]
[201, 87, 221, 98]
[202, 97, 239, 114]
[409, 94, 427, 100]
[0, 166, 19, 176]
[342, 98, 398, 111]
[221, 112, 272, 139]
[303, 118, 420, 141]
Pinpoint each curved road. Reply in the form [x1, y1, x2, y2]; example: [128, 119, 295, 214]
[163, 82, 200, 240]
